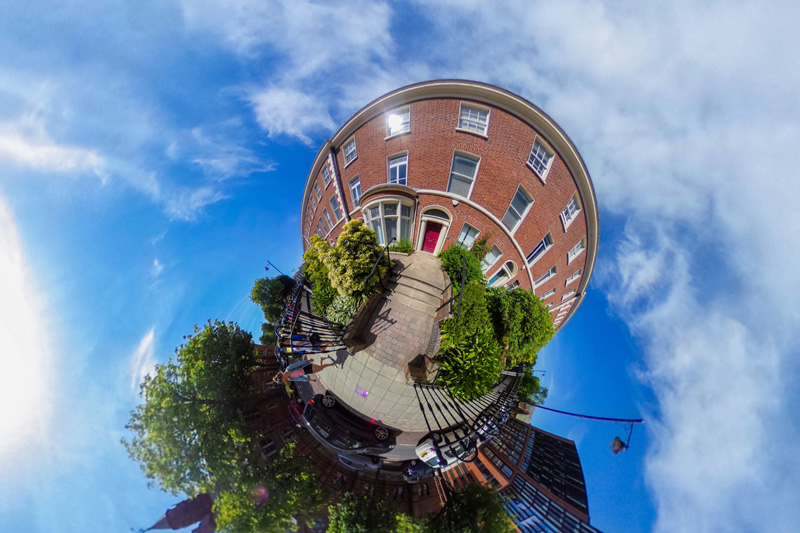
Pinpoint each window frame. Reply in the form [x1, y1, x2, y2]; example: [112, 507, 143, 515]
[310, 194, 318, 211]
[526, 232, 554, 266]
[541, 288, 556, 299]
[562, 290, 576, 301]
[447, 151, 480, 200]
[527, 137, 555, 183]
[534, 265, 557, 288]
[500, 184, 534, 234]
[480, 244, 502, 273]
[330, 196, 343, 221]
[567, 239, 586, 264]
[386, 106, 411, 138]
[363, 197, 414, 246]
[314, 183, 322, 202]
[349, 176, 362, 207]
[343, 137, 357, 166]
[322, 208, 335, 231]
[322, 166, 332, 188]
[565, 269, 582, 286]
[387, 153, 409, 186]
[457, 223, 480, 249]
[560, 194, 582, 231]
[456, 102, 490, 137]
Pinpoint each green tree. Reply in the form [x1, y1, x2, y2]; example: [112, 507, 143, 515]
[438, 244, 485, 296]
[518, 369, 548, 405]
[486, 288, 554, 365]
[328, 492, 395, 533]
[426, 483, 514, 533]
[251, 275, 296, 323]
[303, 236, 337, 317]
[328, 493, 424, 533]
[123, 321, 322, 529]
[437, 319, 504, 401]
[259, 322, 277, 346]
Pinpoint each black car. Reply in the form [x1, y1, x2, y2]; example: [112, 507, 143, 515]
[400, 458, 435, 483]
[302, 393, 396, 455]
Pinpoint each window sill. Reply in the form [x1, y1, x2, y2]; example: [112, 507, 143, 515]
[384, 130, 411, 141]
[526, 161, 550, 184]
[455, 128, 488, 140]
[344, 157, 357, 168]
[560, 211, 580, 232]
[567, 249, 585, 265]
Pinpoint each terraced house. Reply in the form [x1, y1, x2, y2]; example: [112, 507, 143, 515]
[301, 80, 598, 329]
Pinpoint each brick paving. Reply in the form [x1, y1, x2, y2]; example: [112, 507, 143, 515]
[316, 252, 447, 435]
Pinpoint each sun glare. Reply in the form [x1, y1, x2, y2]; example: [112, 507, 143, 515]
[0, 197, 51, 468]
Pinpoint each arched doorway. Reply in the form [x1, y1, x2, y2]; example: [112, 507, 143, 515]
[488, 260, 518, 288]
[416, 207, 451, 254]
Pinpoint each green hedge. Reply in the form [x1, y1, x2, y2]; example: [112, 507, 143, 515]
[486, 287, 554, 365]
[437, 319, 504, 401]
[438, 243, 485, 295]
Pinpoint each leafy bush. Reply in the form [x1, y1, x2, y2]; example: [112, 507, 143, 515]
[437, 319, 504, 401]
[324, 292, 368, 325]
[303, 236, 337, 317]
[449, 281, 490, 334]
[486, 287, 554, 364]
[469, 233, 492, 261]
[438, 244, 485, 295]
[388, 237, 414, 253]
[325, 220, 390, 298]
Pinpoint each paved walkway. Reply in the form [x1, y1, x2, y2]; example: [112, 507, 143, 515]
[315, 252, 447, 435]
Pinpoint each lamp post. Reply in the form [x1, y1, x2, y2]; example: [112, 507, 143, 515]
[533, 404, 643, 454]
[264, 260, 286, 277]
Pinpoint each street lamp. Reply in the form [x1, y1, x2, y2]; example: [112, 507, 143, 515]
[264, 260, 286, 277]
[532, 404, 643, 455]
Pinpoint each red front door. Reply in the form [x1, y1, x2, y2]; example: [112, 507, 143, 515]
[422, 222, 442, 253]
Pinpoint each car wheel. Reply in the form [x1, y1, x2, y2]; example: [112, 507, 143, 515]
[322, 395, 336, 408]
[410, 459, 418, 466]
[375, 426, 390, 441]
[432, 432, 443, 443]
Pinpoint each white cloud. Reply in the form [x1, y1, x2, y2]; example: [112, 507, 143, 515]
[249, 87, 336, 145]
[164, 186, 228, 221]
[151, 258, 163, 278]
[129, 329, 156, 394]
[0, 115, 103, 177]
[0, 194, 54, 474]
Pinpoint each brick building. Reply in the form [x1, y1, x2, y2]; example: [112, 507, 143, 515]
[301, 80, 598, 328]
[444, 417, 601, 532]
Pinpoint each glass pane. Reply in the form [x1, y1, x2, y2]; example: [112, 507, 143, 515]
[400, 219, 409, 240]
[502, 208, 520, 230]
[383, 203, 398, 216]
[401, 205, 411, 217]
[448, 175, 472, 197]
[369, 206, 380, 219]
[371, 220, 384, 245]
[511, 189, 531, 214]
[452, 155, 477, 177]
[386, 219, 398, 243]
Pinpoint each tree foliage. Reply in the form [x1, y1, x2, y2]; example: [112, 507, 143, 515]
[328, 493, 424, 533]
[251, 275, 296, 323]
[485, 287, 554, 365]
[324, 220, 389, 297]
[468, 233, 492, 262]
[123, 321, 322, 531]
[303, 236, 337, 317]
[123, 320, 259, 495]
[518, 369, 549, 406]
[427, 483, 515, 533]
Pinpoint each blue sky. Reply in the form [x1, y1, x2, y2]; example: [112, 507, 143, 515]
[1, 1, 799, 532]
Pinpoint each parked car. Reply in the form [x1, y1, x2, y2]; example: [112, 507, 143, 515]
[414, 432, 475, 469]
[302, 392, 396, 455]
[338, 454, 384, 471]
[400, 458, 435, 483]
[288, 400, 304, 428]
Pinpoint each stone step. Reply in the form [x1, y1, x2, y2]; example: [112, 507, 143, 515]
[392, 277, 443, 300]
[389, 284, 440, 308]
[384, 291, 438, 315]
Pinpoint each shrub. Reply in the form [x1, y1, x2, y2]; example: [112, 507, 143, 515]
[469, 233, 492, 261]
[437, 319, 504, 401]
[303, 236, 337, 316]
[324, 292, 368, 325]
[449, 281, 490, 334]
[518, 370, 548, 405]
[325, 220, 390, 298]
[388, 238, 414, 253]
[486, 287, 554, 364]
[438, 244, 485, 295]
